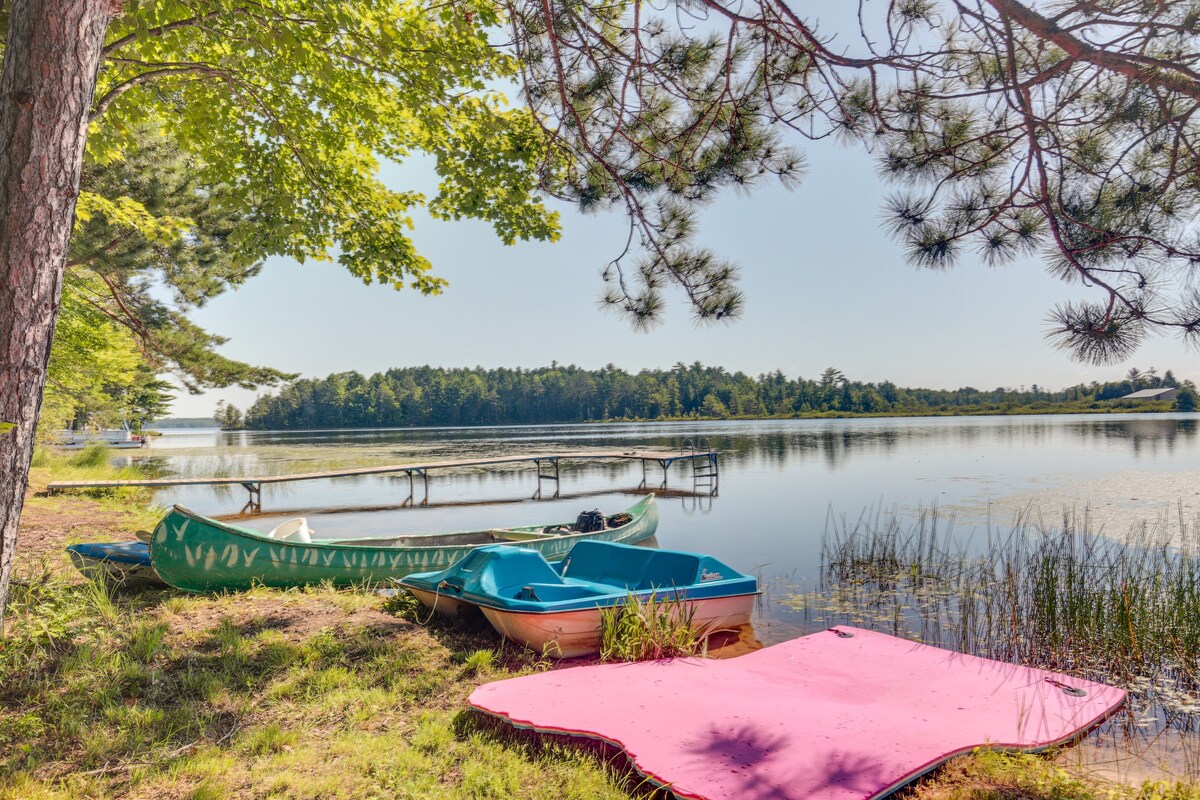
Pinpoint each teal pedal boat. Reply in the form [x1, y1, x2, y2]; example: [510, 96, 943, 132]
[399, 540, 758, 658]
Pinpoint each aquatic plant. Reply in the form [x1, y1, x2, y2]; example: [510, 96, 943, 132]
[599, 591, 711, 662]
[794, 505, 1200, 731]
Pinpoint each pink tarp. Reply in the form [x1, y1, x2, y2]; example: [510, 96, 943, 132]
[469, 627, 1126, 800]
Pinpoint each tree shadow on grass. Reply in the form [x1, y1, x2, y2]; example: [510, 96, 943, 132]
[383, 589, 553, 672]
[0, 581, 406, 780]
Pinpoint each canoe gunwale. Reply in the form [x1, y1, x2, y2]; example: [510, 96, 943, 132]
[166, 494, 657, 553]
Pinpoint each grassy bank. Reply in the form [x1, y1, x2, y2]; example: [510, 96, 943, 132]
[0, 573, 635, 799]
[5, 452, 1198, 798]
[5, 569, 1196, 800]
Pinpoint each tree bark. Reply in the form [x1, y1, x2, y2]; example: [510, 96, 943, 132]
[0, 0, 121, 632]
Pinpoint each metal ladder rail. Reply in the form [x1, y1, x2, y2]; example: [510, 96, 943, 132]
[680, 437, 719, 495]
[693, 436, 718, 487]
[533, 457, 561, 499]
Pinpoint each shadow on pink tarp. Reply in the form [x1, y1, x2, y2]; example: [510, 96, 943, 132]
[469, 627, 1126, 800]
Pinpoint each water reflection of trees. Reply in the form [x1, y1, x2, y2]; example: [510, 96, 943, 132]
[660, 418, 1200, 471]
[1064, 418, 1198, 456]
[153, 418, 1200, 481]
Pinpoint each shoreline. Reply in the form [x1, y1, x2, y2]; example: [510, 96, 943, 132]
[191, 402, 1186, 433]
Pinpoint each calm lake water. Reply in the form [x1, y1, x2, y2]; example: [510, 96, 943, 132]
[140, 414, 1200, 646]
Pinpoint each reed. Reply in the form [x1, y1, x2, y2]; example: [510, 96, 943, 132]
[599, 592, 710, 662]
[801, 506, 1200, 727]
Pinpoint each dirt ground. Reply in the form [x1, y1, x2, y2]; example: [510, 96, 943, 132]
[14, 470, 152, 570]
[161, 592, 413, 643]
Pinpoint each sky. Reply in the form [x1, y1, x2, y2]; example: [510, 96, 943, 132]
[173, 132, 1199, 417]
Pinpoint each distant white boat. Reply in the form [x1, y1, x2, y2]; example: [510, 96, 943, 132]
[52, 425, 146, 450]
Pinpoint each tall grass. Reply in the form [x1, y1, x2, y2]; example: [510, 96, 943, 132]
[25, 444, 164, 515]
[798, 506, 1200, 727]
[599, 592, 710, 662]
[67, 443, 115, 469]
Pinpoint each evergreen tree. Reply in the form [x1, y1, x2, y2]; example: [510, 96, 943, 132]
[510, 0, 1200, 360]
[215, 401, 244, 431]
[1177, 384, 1198, 414]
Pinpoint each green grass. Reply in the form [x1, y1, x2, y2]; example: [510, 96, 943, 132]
[895, 750, 1200, 800]
[6, 564, 1197, 800]
[31, 443, 155, 485]
[23, 445, 163, 531]
[0, 564, 633, 799]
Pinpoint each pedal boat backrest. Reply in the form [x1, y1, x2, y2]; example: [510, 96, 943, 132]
[559, 541, 703, 590]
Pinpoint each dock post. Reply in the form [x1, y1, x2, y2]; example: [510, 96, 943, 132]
[239, 482, 262, 514]
[534, 458, 561, 499]
[402, 470, 415, 507]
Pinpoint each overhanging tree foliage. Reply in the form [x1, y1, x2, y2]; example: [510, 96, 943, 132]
[88, 0, 560, 288]
[0, 0, 567, 629]
[50, 0, 567, 410]
[506, 0, 1200, 360]
[41, 280, 155, 433]
[64, 125, 296, 397]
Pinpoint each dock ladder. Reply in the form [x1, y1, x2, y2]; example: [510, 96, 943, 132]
[681, 437, 719, 495]
[533, 457, 561, 499]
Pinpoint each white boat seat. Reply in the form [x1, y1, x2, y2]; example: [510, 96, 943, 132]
[493, 529, 559, 542]
[266, 517, 313, 543]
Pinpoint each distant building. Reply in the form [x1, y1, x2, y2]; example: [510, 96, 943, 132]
[1122, 388, 1179, 401]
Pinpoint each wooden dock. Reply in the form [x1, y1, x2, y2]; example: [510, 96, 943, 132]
[47, 448, 719, 513]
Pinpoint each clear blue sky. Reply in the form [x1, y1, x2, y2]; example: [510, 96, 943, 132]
[173, 134, 1198, 417]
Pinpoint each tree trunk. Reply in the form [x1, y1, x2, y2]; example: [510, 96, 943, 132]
[0, 0, 121, 632]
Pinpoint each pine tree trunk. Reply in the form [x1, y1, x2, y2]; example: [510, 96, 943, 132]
[0, 0, 121, 632]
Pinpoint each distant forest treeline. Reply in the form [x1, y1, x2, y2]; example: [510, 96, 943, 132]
[224, 363, 1196, 430]
[150, 417, 218, 428]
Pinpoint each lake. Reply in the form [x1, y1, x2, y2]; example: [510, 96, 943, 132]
[141, 414, 1200, 645]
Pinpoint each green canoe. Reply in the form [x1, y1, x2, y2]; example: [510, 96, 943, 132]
[149, 495, 660, 593]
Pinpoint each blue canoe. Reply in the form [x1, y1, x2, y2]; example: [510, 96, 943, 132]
[400, 540, 758, 657]
[67, 541, 164, 587]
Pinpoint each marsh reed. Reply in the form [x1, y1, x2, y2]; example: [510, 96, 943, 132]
[797, 505, 1200, 730]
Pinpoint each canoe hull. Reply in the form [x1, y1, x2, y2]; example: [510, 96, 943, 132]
[480, 593, 757, 658]
[67, 542, 165, 588]
[150, 496, 659, 593]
